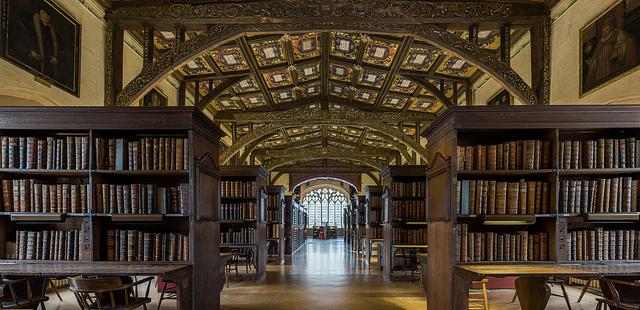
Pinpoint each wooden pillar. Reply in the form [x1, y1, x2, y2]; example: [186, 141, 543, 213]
[143, 25, 155, 66]
[194, 81, 200, 104]
[178, 80, 186, 106]
[452, 82, 458, 106]
[468, 24, 479, 45]
[465, 82, 474, 106]
[529, 17, 551, 105]
[176, 26, 186, 44]
[500, 23, 511, 64]
[105, 20, 124, 106]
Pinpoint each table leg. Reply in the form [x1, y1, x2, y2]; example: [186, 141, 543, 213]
[169, 272, 193, 310]
[515, 277, 550, 310]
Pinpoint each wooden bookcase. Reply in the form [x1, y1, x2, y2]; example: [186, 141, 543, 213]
[289, 199, 307, 255]
[381, 165, 428, 280]
[284, 195, 293, 255]
[364, 185, 384, 263]
[219, 165, 268, 278]
[421, 106, 640, 309]
[355, 194, 366, 255]
[0, 107, 223, 309]
[266, 185, 285, 264]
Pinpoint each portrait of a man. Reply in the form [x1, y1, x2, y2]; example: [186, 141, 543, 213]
[581, 1, 640, 95]
[1, 0, 80, 96]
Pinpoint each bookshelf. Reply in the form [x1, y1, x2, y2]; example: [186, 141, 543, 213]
[219, 165, 268, 278]
[364, 185, 383, 263]
[355, 194, 366, 256]
[284, 195, 292, 255]
[381, 165, 428, 280]
[421, 106, 640, 309]
[289, 199, 307, 255]
[266, 185, 285, 264]
[0, 107, 223, 309]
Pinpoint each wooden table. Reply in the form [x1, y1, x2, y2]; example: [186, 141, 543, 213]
[456, 263, 640, 310]
[393, 244, 428, 249]
[0, 262, 193, 309]
[367, 238, 384, 264]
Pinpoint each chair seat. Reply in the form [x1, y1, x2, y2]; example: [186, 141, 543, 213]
[1, 296, 48, 309]
[86, 297, 152, 310]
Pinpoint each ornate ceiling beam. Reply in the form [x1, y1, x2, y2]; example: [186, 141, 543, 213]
[374, 36, 413, 109]
[236, 36, 275, 108]
[107, 1, 547, 27]
[113, 23, 538, 107]
[279, 128, 293, 145]
[213, 109, 435, 123]
[404, 75, 452, 107]
[274, 165, 375, 173]
[257, 145, 399, 157]
[183, 72, 251, 82]
[265, 152, 384, 171]
[195, 74, 247, 110]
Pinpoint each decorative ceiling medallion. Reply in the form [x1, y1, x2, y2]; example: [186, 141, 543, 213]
[353, 89, 378, 104]
[436, 55, 476, 77]
[329, 82, 349, 98]
[178, 56, 213, 76]
[329, 63, 353, 82]
[154, 31, 176, 50]
[291, 32, 321, 60]
[363, 38, 399, 67]
[401, 46, 441, 71]
[212, 97, 242, 111]
[209, 46, 249, 72]
[330, 32, 361, 60]
[381, 94, 409, 109]
[239, 94, 267, 108]
[409, 97, 442, 113]
[263, 68, 293, 88]
[358, 69, 386, 88]
[271, 89, 297, 104]
[250, 39, 286, 67]
[232, 76, 260, 93]
[300, 82, 321, 98]
[296, 62, 321, 82]
[390, 76, 418, 94]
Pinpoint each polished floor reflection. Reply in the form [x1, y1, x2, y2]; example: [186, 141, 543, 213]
[220, 238, 426, 310]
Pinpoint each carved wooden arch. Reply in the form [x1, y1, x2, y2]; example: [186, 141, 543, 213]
[266, 155, 384, 171]
[114, 23, 538, 107]
[291, 175, 361, 193]
[221, 121, 421, 165]
[300, 184, 353, 203]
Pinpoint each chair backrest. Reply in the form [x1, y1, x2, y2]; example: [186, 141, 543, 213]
[599, 277, 640, 310]
[69, 277, 126, 310]
[69, 277, 123, 293]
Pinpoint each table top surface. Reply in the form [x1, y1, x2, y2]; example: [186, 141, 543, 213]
[393, 244, 428, 249]
[0, 262, 192, 277]
[370, 239, 384, 242]
[456, 263, 640, 280]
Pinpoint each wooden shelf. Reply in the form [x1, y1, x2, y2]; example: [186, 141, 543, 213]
[457, 261, 557, 265]
[93, 170, 189, 177]
[560, 168, 640, 176]
[220, 196, 258, 201]
[458, 169, 556, 177]
[0, 168, 89, 176]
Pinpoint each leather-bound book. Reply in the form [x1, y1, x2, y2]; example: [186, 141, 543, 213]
[487, 145, 497, 170]
[526, 181, 536, 215]
[563, 141, 572, 170]
[496, 144, 504, 170]
[518, 179, 527, 215]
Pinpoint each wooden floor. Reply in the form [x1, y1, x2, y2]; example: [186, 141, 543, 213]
[43, 238, 601, 309]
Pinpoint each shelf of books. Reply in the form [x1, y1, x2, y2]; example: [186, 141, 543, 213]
[381, 165, 428, 280]
[355, 194, 366, 256]
[421, 106, 640, 309]
[0, 107, 223, 309]
[265, 185, 285, 264]
[290, 199, 307, 255]
[219, 166, 268, 278]
[284, 195, 293, 255]
[364, 186, 384, 262]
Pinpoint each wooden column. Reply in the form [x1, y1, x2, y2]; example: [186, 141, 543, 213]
[500, 23, 511, 64]
[468, 24, 479, 45]
[104, 20, 124, 106]
[530, 17, 551, 105]
[143, 25, 155, 66]
[176, 26, 186, 44]
[178, 80, 186, 106]
[465, 82, 474, 106]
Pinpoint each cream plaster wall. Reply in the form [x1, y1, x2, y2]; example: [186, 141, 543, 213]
[0, 0, 105, 106]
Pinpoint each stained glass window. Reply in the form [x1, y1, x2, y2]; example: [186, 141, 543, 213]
[301, 188, 348, 228]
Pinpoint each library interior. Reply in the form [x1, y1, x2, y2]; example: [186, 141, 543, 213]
[1, 0, 640, 309]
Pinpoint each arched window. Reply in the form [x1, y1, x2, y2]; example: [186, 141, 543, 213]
[302, 187, 348, 228]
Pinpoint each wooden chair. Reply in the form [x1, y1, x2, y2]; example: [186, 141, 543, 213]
[233, 248, 253, 273]
[468, 279, 489, 310]
[596, 277, 640, 310]
[69, 276, 154, 310]
[576, 277, 599, 303]
[155, 277, 177, 310]
[0, 276, 49, 309]
[512, 277, 572, 309]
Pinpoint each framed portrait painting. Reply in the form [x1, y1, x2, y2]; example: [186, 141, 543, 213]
[0, 0, 81, 96]
[580, 1, 640, 95]
[140, 88, 168, 107]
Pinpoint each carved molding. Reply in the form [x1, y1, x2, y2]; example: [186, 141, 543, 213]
[266, 154, 384, 171]
[214, 110, 435, 122]
[109, 1, 521, 23]
[115, 22, 539, 107]
[262, 146, 399, 158]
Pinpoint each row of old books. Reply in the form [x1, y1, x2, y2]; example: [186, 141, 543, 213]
[220, 227, 255, 244]
[268, 224, 281, 239]
[391, 200, 425, 221]
[2, 180, 89, 213]
[267, 195, 281, 208]
[220, 202, 256, 220]
[1, 136, 89, 170]
[392, 228, 427, 244]
[267, 209, 281, 222]
[105, 230, 189, 262]
[15, 230, 80, 261]
[391, 181, 426, 197]
[456, 140, 551, 171]
[369, 226, 383, 239]
[560, 178, 639, 213]
[560, 138, 640, 169]
[567, 228, 639, 261]
[221, 181, 257, 198]
[94, 184, 190, 215]
[94, 137, 188, 171]
[456, 179, 550, 215]
[456, 224, 549, 262]
[368, 210, 382, 223]
[368, 195, 382, 209]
